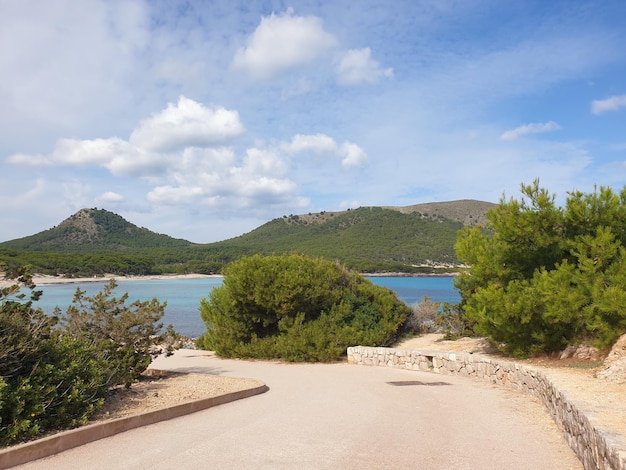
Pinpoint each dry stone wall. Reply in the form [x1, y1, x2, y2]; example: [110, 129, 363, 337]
[347, 346, 626, 470]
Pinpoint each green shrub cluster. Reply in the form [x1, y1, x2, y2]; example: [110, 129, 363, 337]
[456, 180, 626, 357]
[197, 254, 410, 362]
[0, 268, 174, 446]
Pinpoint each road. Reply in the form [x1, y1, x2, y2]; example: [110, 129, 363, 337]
[16, 350, 581, 469]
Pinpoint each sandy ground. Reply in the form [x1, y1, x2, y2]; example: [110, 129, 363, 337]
[0, 273, 221, 288]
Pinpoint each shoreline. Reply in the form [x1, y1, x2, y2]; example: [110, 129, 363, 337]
[1, 270, 460, 289]
[0, 273, 223, 288]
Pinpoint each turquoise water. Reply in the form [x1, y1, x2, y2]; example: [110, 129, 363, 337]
[30, 276, 459, 338]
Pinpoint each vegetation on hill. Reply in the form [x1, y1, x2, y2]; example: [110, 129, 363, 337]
[197, 254, 410, 362]
[0, 208, 191, 252]
[208, 206, 465, 272]
[0, 201, 494, 276]
[456, 180, 626, 357]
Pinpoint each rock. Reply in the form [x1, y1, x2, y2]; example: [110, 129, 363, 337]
[603, 333, 626, 368]
[597, 334, 626, 384]
[559, 344, 600, 362]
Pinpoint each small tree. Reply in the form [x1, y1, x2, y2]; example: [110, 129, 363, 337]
[62, 279, 176, 388]
[407, 296, 440, 334]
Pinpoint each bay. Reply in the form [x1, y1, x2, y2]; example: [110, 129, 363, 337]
[31, 276, 460, 338]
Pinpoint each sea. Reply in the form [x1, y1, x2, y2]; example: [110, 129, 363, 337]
[30, 276, 460, 338]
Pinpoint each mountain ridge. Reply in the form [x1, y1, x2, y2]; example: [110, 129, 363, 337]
[0, 200, 496, 275]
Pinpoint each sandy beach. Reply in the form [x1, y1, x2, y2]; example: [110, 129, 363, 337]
[0, 273, 222, 289]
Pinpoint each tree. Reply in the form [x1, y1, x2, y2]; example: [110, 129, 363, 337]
[456, 181, 626, 357]
[62, 279, 176, 388]
[197, 254, 410, 362]
[407, 296, 440, 334]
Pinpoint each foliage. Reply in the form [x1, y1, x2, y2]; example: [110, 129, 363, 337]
[0, 203, 491, 275]
[433, 302, 476, 340]
[0, 267, 175, 446]
[407, 296, 441, 334]
[0, 266, 108, 446]
[62, 279, 175, 388]
[456, 180, 626, 356]
[197, 254, 410, 362]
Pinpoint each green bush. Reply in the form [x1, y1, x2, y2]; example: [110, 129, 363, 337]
[62, 279, 176, 388]
[0, 268, 175, 446]
[197, 254, 410, 361]
[0, 267, 108, 446]
[456, 181, 626, 357]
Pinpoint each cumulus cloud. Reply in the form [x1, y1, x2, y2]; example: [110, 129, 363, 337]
[281, 133, 338, 154]
[7, 97, 365, 217]
[500, 121, 561, 141]
[281, 133, 368, 168]
[591, 94, 626, 115]
[8, 97, 244, 177]
[336, 48, 393, 85]
[340, 142, 368, 168]
[129, 96, 244, 152]
[232, 8, 336, 79]
[147, 146, 300, 208]
[97, 191, 125, 203]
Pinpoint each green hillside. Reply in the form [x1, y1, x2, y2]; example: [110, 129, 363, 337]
[0, 208, 191, 252]
[0, 200, 495, 276]
[208, 207, 461, 270]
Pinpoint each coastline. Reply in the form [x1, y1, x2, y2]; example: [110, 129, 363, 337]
[1, 270, 460, 289]
[0, 273, 222, 288]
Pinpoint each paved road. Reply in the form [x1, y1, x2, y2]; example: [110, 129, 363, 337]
[17, 350, 581, 469]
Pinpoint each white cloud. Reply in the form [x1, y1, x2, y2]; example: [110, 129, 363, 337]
[336, 48, 393, 85]
[281, 133, 368, 169]
[129, 96, 244, 152]
[340, 143, 368, 168]
[281, 133, 337, 154]
[146, 185, 204, 205]
[500, 121, 561, 141]
[232, 8, 336, 79]
[591, 94, 626, 115]
[97, 191, 125, 203]
[8, 97, 244, 178]
[7, 97, 370, 217]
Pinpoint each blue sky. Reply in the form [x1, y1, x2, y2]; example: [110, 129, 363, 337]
[1, 0, 625, 243]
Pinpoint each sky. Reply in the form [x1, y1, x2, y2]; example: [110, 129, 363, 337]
[1, 0, 625, 243]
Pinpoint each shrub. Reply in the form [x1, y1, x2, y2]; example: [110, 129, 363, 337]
[0, 267, 108, 446]
[0, 268, 176, 446]
[407, 296, 440, 334]
[433, 302, 476, 340]
[197, 254, 410, 361]
[456, 181, 626, 356]
[62, 279, 176, 388]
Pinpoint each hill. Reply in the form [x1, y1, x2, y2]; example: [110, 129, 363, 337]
[0, 200, 496, 275]
[0, 208, 191, 252]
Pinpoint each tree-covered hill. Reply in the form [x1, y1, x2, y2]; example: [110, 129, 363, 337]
[0, 200, 495, 275]
[0, 208, 192, 252]
[207, 206, 466, 271]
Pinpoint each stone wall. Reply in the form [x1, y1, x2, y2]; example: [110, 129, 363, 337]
[347, 346, 626, 470]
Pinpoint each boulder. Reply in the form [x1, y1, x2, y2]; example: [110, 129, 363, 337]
[559, 343, 601, 362]
[597, 334, 626, 384]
